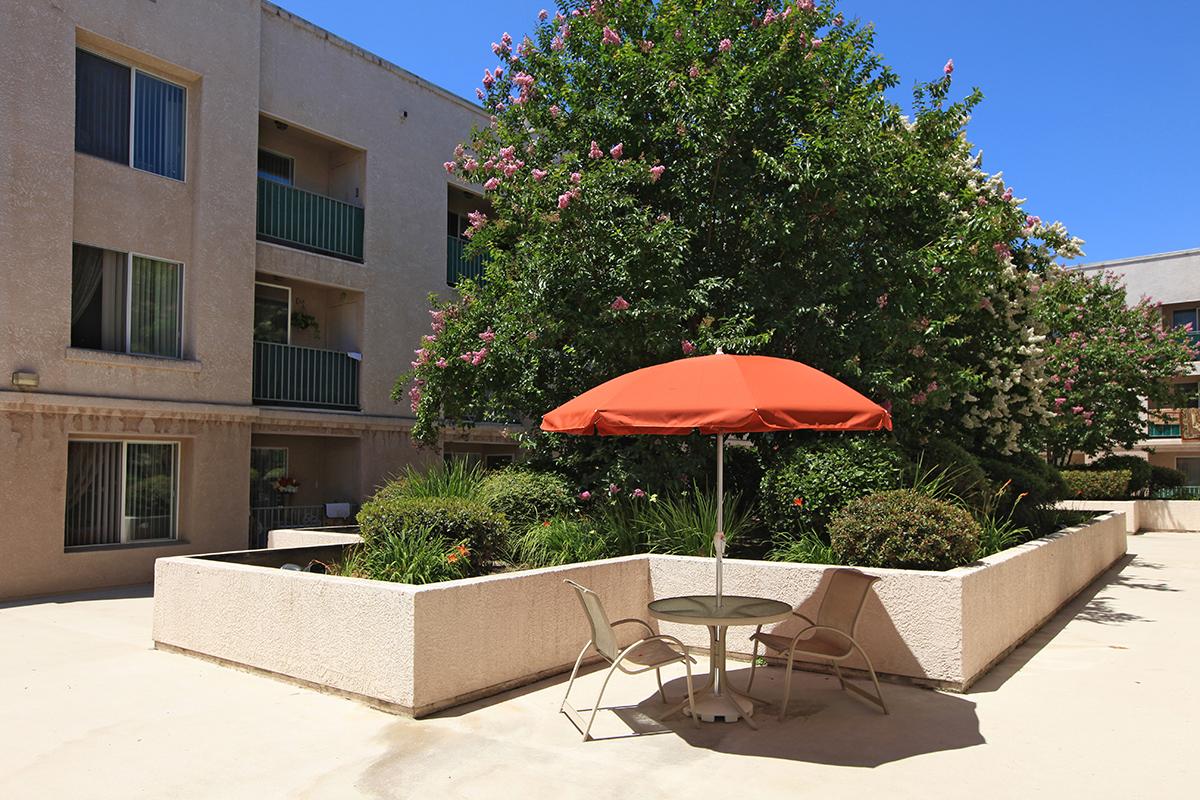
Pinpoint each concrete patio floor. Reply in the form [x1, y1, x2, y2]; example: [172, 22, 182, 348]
[2, 532, 1197, 800]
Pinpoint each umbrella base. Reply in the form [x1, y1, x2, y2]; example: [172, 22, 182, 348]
[684, 691, 754, 723]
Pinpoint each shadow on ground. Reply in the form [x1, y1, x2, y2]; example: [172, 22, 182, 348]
[0, 583, 152, 611]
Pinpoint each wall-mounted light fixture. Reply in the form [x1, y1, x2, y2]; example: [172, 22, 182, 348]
[11, 371, 39, 389]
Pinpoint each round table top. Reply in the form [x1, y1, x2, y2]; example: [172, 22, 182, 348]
[647, 595, 793, 627]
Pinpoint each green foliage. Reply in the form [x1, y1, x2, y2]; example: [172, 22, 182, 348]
[830, 489, 981, 571]
[402, 0, 1082, 483]
[1089, 455, 1151, 496]
[1035, 269, 1197, 464]
[478, 468, 575, 532]
[910, 438, 989, 509]
[513, 516, 610, 568]
[588, 500, 649, 557]
[760, 435, 904, 540]
[766, 530, 840, 565]
[974, 508, 1031, 559]
[1150, 465, 1186, 494]
[382, 459, 485, 501]
[978, 450, 1066, 531]
[338, 524, 471, 585]
[356, 493, 508, 573]
[1061, 469, 1133, 501]
[638, 487, 749, 557]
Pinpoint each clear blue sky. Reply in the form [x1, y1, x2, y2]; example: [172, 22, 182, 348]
[278, 0, 1200, 264]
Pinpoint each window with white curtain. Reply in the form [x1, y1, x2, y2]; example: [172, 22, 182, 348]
[72, 243, 183, 359]
[75, 48, 186, 180]
[65, 441, 179, 547]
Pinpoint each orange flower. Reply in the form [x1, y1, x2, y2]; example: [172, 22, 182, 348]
[456, 544, 469, 557]
[543, 521, 551, 527]
[447, 553, 458, 563]
[793, 497, 804, 508]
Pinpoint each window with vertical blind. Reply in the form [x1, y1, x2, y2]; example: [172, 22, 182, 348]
[75, 48, 186, 180]
[72, 244, 183, 359]
[65, 441, 179, 547]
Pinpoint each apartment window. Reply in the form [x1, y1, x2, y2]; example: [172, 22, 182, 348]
[75, 48, 186, 180]
[65, 441, 179, 547]
[71, 244, 183, 359]
[258, 149, 294, 185]
[250, 447, 289, 507]
[253, 282, 291, 344]
[1177, 457, 1200, 486]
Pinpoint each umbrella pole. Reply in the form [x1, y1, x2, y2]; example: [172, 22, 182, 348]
[715, 433, 724, 607]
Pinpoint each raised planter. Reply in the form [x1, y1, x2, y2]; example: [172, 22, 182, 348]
[153, 512, 1126, 716]
[1058, 499, 1200, 533]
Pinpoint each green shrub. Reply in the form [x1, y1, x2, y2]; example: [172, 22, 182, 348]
[1090, 455, 1151, 496]
[1150, 465, 1186, 494]
[513, 517, 610, 568]
[766, 531, 840, 565]
[589, 501, 649, 557]
[338, 524, 471, 585]
[760, 435, 905, 541]
[977, 450, 1066, 532]
[380, 459, 485, 501]
[1061, 469, 1132, 500]
[356, 494, 508, 572]
[639, 487, 750, 557]
[974, 509, 1031, 559]
[909, 438, 989, 509]
[830, 489, 980, 571]
[478, 469, 575, 532]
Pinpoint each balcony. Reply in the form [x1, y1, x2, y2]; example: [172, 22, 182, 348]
[252, 340, 359, 411]
[447, 235, 486, 285]
[256, 177, 364, 262]
[1148, 422, 1182, 439]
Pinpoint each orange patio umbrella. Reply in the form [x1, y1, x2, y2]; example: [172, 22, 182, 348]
[541, 351, 892, 604]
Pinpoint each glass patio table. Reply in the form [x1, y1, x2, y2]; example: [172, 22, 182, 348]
[647, 594, 792, 728]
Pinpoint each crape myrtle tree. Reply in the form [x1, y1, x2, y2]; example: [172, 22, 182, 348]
[397, 0, 1083, 492]
[1035, 269, 1197, 466]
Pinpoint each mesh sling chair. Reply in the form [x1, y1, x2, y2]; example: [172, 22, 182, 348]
[745, 568, 889, 720]
[561, 579, 699, 741]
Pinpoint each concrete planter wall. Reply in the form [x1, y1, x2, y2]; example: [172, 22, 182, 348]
[153, 512, 1126, 716]
[1058, 499, 1200, 533]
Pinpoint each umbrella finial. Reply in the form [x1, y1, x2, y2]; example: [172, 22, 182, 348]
[716, 346, 724, 355]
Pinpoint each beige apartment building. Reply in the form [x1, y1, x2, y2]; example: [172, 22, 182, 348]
[1077, 247, 1200, 490]
[0, 0, 510, 600]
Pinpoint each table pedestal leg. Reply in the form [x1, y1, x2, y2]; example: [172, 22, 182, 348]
[683, 625, 758, 728]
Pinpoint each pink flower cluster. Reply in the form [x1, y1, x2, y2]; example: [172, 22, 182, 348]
[465, 209, 487, 238]
[602, 26, 621, 46]
[944, 58, 954, 76]
[718, 38, 732, 53]
[681, 339, 697, 355]
[491, 32, 513, 59]
[459, 347, 489, 366]
[649, 164, 666, 182]
[610, 296, 630, 311]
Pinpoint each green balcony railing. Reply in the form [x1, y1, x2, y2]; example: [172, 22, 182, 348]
[1148, 422, 1182, 439]
[257, 177, 364, 262]
[447, 235, 486, 285]
[252, 340, 359, 411]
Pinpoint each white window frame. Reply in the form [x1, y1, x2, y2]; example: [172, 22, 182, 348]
[66, 438, 180, 548]
[254, 281, 293, 345]
[76, 45, 188, 183]
[125, 250, 185, 359]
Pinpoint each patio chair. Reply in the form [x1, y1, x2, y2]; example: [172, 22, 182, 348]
[560, 579, 699, 741]
[745, 568, 889, 719]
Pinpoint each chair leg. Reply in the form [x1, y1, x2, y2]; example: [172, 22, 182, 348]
[582, 660, 623, 742]
[746, 638, 761, 692]
[560, 641, 591, 714]
[854, 645, 889, 715]
[779, 651, 798, 723]
[683, 654, 699, 728]
[832, 661, 846, 690]
[655, 668, 667, 703]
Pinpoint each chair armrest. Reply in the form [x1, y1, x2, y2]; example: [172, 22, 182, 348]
[789, 624, 855, 651]
[615, 634, 697, 664]
[610, 618, 655, 636]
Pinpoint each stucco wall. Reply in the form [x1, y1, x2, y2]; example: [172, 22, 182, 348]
[960, 512, 1126, 683]
[155, 514, 1125, 715]
[0, 408, 250, 600]
[1058, 499, 1200, 532]
[1077, 249, 1200, 307]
